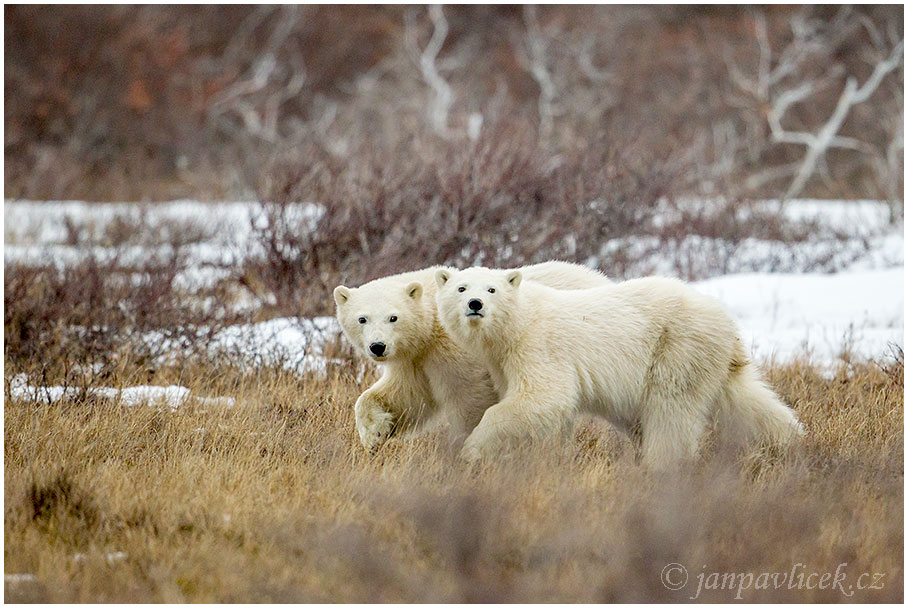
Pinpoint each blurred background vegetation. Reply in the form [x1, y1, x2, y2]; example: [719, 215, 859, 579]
[5, 5, 903, 203]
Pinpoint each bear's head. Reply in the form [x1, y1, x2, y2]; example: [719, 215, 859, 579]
[435, 266, 521, 343]
[333, 278, 432, 362]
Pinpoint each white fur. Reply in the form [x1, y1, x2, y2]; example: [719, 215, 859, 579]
[334, 261, 610, 451]
[435, 267, 804, 466]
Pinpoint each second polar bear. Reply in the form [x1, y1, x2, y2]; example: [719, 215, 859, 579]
[435, 266, 803, 465]
[333, 261, 609, 451]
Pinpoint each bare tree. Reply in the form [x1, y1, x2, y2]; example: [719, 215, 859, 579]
[405, 4, 454, 136]
[772, 41, 903, 200]
[519, 5, 557, 140]
[729, 9, 904, 202]
[208, 5, 307, 143]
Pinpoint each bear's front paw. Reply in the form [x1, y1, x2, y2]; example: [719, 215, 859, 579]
[458, 441, 482, 463]
[459, 431, 493, 463]
[355, 400, 395, 453]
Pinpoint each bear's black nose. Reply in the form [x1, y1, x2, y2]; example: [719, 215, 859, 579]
[468, 298, 483, 311]
[369, 342, 386, 356]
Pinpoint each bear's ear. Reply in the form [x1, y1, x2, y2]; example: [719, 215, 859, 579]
[405, 281, 423, 301]
[505, 270, 522, 289]
[435, 268, 451, 287]
[333, 285, 351, 306]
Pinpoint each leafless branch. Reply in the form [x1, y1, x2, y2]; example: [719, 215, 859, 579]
[208, 6, 305, 143]
[406, 5, 453, 135]
[521, 5, 556, 140]
[576, 36, 611, 84]
[780, 40, 903, 199]
[729, 8, 903, 200]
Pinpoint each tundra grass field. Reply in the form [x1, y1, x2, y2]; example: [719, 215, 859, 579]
[4, 351, 903, 602]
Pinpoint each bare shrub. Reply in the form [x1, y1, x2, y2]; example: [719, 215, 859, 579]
[245, 118, 868, 313]
[4, 247, 243, 385]
[242, 120, 688, 317]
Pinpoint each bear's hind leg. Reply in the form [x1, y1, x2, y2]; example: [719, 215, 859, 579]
[637, 326, 725, 468]
[639, 393, 712, 468]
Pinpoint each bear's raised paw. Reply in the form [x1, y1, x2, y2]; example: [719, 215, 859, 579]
[355, 398, 395, 452]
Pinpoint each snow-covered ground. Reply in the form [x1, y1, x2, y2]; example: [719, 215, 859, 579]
[4, 199, 901, 283]
[8, 374, 236, 409]
[696, 268, 902, 364]
[593, 199, 902, 277]
[146, 316, 343, 374]
[4, 199, 904, 377]
[3, 200, 321, 290]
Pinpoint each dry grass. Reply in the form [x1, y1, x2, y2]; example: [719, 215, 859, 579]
[4, 355, 902, 602]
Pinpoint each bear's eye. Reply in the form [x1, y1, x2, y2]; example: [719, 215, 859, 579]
[457, 286, 466, 293]
[358, 317, 367, 324]
[488, 288, 496, 294]
[389, 315, 398, 323]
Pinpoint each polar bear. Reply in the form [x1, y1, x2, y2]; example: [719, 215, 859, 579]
[333, 261, 609, 451]
[435, 266, 804, 465]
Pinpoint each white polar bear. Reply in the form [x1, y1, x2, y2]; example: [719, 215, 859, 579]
[333, 261, 610, 451]
[435, 266, 804, 466]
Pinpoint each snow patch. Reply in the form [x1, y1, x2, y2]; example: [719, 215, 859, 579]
[694, 268, 903, 365]
[204, 316, 342, 374]
[9, 374, 235, 410]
